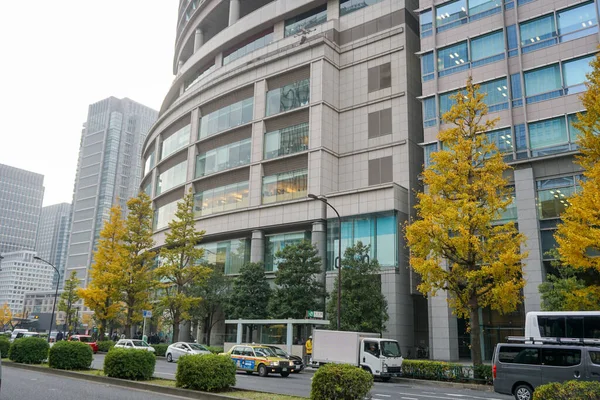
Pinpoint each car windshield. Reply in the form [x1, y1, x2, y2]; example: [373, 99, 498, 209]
[254, 347, 277, 357]
[381, 341, 401, 357]
[78, 336, 91, 342]
[189, 344, 208, 351]
[271, 347, 287, 357]
[131, 340, 149, 347]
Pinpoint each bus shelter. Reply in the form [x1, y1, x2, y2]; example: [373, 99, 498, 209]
[224, 318, 329, 356]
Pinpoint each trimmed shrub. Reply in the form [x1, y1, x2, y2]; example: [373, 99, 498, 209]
[473, 363, 492, 385]
[104, 348, 155, 380]
[401, 360, 475, 383]
[176, 354, 236, 392]
[533, 380, 600, 400]
[0, 336, 10, 358]
[153, 344, 168, 357]
[311, 363, 373, 400]
[97, 341, 115, 353]
[49, 340, 93, 370]
[206, 346, 224, 354]
[8, 337, 49, 364]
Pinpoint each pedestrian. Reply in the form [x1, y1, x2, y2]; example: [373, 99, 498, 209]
[305, 335, 313, 366]
[56, 331, 63, 342]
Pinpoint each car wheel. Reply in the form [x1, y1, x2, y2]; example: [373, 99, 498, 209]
[514, 384, 533, 400]
[280, 371, 290, 377]
[258, 364, 268, 377]
[166, 353, 173, 362]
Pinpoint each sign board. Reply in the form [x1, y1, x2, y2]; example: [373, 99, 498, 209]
[142, 310, 153, 318]
[307, 310, 324, 319]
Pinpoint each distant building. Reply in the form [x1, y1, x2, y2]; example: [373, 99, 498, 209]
[0, 251, 54, 315]
[0, 164, 44, 254]
[64, 97, 158, 287]
[36, 203, 71, 290]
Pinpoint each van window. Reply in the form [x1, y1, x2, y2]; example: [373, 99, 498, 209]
[498, 346, 540, 365]
[589, 351, 600, 365]
[538, 316, 566, 337]
[542, 348, 581, 366]
[584, 316, 600, 338]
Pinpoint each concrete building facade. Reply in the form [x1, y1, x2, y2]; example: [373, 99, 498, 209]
[36, 203, 71, 290]
[0, 164, 44, 255]
[418, 0, 598, 359]
[0, 251, 54, 315]
[144, 0, 425, 352]
[65, 97, 158, 287]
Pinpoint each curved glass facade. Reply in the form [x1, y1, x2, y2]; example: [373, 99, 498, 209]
[266, 79, 310, 116]
[193, 181, 249, 216]
[199, 98, 254, 139]
[264, 122, 309, 159]
[161, 125, 190, 160]
[262, 169, 308, 204]
[195, 138, 251, 178]
[156, 161, 187, 195]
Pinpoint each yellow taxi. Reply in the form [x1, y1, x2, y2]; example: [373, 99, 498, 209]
[222, 344, 291, 377]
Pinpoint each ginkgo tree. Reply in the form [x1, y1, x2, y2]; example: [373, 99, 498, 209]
[0, 303, 12, 330]
[405, 77, 527, 365]
[555, 52, 600, 295]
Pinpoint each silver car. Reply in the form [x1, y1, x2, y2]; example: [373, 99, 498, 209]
[166, 342, 211, 362]
[114, 339, 155, 353]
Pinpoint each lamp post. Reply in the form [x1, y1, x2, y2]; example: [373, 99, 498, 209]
[33, 256, 60, 343]
[308, 194, 342, 330]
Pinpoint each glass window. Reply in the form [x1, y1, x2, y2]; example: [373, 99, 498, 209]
[266, 79, 310, 116]
[223, 30, 274, 65]
[424, 142, 438, 167]
[144, 151, 155, 176]
[506, 25, 519, 57]
[469, 0, 501, 19]
[529, 116, 567, 150]
[524, 64, 561, 96]
[436, 0, 467, 31]
[439, 89, 458, 118]
[498, 346, 540, 365]
[486, 128, 514, 154]
[153, 200, 179, 230]
[423, 97, 437, 127]
[420, 10, 433, 37]
[284, 5, 327, 37]
[557, 1, 598, 42]
[568, 113, 583, 143]
[264, 232, 308, 272]
[195, 138, 251, 178]
[510, 73, 523, 107]
[184, 64, 216, 92]
[161, 125, 190, 160]
[262, 169, 308, 204]
[156, 161, 187, 195]
[143, 182, 152, 196]
[520, 14, 557, 52]
[193, 181, 249, 217]
[199, 97, 254, 139]
[590, 351, 600, 365]
[196, 238, 250, 275]
[584, 316, 600, 339]
[264, 122, 309, 160]
[437, 41, 469, 74]
[340, 0, 384, 16]
[478, 78, 509, 112]
[422, 52, 434, 82]
[563, 55, 594, 92]
[471, 30, 504, 67]
[536, 175, 580, 219]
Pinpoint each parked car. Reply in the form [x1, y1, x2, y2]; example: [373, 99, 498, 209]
[222, 344, 291, 377]
[69, 335, 99, 354]
[114, 339, 155, 353]
[9, 329, 28, 342]
[166, 342, 211, 362]
[265, 345, 304, 373]
[493, 340, 600, 400]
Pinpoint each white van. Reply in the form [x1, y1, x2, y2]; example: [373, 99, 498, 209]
[9, 329, 28, 342]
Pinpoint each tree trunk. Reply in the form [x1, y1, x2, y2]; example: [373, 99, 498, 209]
[470, 307, 483, 366]
[206, 314, 213, 346]
[172, 312, 180, 343]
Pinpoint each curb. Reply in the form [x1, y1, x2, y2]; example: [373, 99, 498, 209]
[3, 362, 243, 399]
[390, 376, 493, 392]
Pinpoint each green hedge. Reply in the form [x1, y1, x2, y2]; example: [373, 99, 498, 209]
[206, 346, 224, 354]
[533, 380, 600, 400]
[103, 348, 155, 380]
[311, 363, 373, 400]
[0, 336, 9, 358]
[176, 354, 236, 392]
[97, 341, 115, 353]
[49, 341, 93, 370]
[401, 360, 490, 384]
[153, 344, 168, 357]
[9, 337, 49, 364]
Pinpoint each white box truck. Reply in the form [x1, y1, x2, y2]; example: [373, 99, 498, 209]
[312, 330, 403, 380]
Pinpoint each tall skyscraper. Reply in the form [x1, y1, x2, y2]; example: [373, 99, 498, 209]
[65, 97, 158, 286]
[417, 0, 598, 360]
[36, 203, 72, 289]
[0, 163, 44, 254]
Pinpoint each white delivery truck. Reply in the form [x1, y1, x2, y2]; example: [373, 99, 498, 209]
[312, 330, 403, 380]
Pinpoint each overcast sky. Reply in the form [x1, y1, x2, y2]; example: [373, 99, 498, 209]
[0, 1, 177, 206]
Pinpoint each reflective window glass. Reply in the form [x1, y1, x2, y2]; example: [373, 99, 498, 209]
[196, 138, 251, 178]
[420, 10, 433, 37]
[265, 232, 308, 272]
[424, 142, 438, 167]
[563, 55, 594, 89]
[161, 125, 190, 160]
[528, 116, 567, 150]
[153, 200, 179, 230]
[156, 161, 187, 195]
[436, 0, 467, 30]
[437, 41, 468, 71]
[524, 64, 561, 96]
[506, 24, 519, 56]
[423, 97, 437, 127]
[193, 181, 249, 217]
[520, 14, 557, 50]
[340, 0, 384, 16]
[470, 30, 504, 64]
[261, 169, 308, 204]
[266, 79, 310, 116]
[422, 52, 435, 81]
[199, 97, 254, 139]
[284, 5, 327, 37]
[557, 1, 598, 41]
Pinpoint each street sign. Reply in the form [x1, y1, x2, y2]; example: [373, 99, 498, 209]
[307, 310, 324, 319]
[142, 310, 152, 318]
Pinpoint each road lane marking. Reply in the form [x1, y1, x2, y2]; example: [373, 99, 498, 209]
[401, 397, 418, 400]
[373, 395, 391, 398]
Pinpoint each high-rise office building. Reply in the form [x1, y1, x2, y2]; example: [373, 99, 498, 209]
[65, 97, 158, 286]
[143, 0, 423, 349]
[0, 251, 54, 315]
[36, 203, 71, 289]
[417, 0, 597, 360]
[0, 164, 44, 254]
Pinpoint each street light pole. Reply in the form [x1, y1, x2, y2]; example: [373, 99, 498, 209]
[33, 256, 60, 343]
[308, 194, 342, 330]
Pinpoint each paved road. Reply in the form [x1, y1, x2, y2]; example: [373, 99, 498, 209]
[1, 366, 191, 400]
[91, 353, 513, 399]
